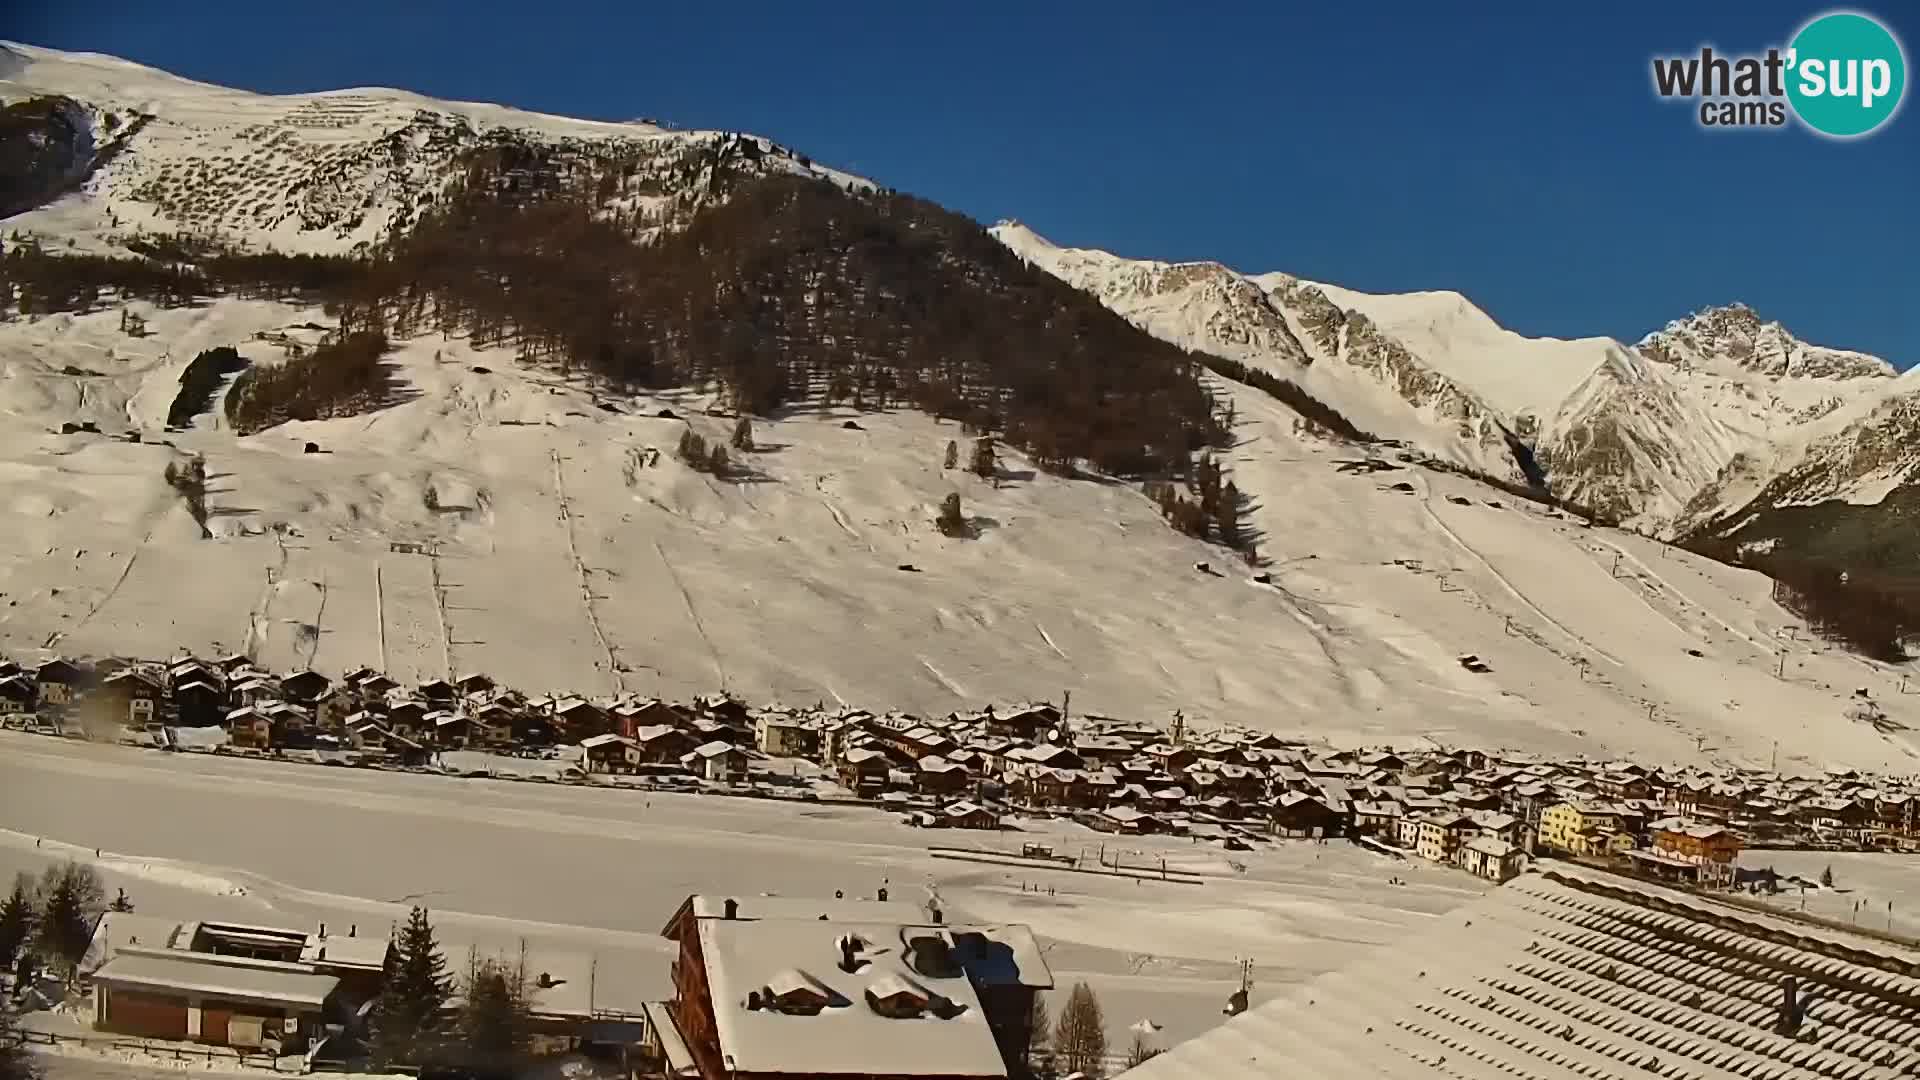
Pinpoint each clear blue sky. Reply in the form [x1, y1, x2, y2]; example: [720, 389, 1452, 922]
[13, 1, 1918, 366]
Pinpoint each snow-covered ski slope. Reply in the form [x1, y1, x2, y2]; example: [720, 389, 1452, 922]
[2, 299, 1915, 773]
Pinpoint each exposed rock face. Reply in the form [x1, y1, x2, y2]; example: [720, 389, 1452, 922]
[0, 94, 93, 217]
[1640, 303, 1897, 382]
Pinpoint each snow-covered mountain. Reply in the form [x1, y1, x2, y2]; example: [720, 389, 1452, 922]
[1, 43, 1915, 771]
[992, 222, 1915, 539]
[0, 41, 864, 256]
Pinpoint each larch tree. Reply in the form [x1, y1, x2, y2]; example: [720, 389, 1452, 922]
[730, 415, 753, 451]
[1053, 981, 1108, 1078]
[33, 861, 104, 984]
[457, 950, 532, 1077]
[1026, 991, 1052, 1073]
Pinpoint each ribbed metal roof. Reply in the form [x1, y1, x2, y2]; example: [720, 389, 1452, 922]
[1121, 867, 1919, 1080]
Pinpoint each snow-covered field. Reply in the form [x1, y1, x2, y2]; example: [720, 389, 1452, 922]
[0, 733, 1487, 1052]
[1734, 849, 1920, 941]
[2, 299, 1917, 771]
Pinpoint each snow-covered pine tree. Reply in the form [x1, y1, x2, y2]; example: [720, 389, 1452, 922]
[371, 907, 453, 1066]
[0, 874, 33, 972]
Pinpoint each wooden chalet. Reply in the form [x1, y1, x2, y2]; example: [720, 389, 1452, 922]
[634, 723, 699, 765]
[1269, 791, 1345, 838]
[554, 697, 611, 739]
[99, 668, 166, 727]
[35, 657, 90, 706]
[914, 755, 971, 797]
[687, 740, 748, 783]
[656, 893, 1052, 1080]
[583, 733, 644, 774]
[0, 674, 33, 716]
[279, 670, 330, 705]
[417, 678, 458, 706]
[984, 703, 1060, 740]
[616, 698, 689, 739]
[838, 747, 892, 795]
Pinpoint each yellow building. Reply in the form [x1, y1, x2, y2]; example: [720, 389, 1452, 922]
[1539, 801, 1636, 856]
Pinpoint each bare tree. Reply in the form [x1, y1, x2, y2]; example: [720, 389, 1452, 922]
[1025, 992, 1052, 1076]
[34, 861, 104, 984]
[1053, 981, 1107, 1078]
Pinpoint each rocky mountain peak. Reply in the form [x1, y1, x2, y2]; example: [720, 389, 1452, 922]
[1640, 303, 1895, 382]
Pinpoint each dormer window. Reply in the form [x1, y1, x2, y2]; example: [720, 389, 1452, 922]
[762, 969, 833, 1015]
[865, 975, 931, 1018]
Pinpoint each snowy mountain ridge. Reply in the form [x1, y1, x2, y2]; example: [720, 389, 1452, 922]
[0, 40, 866, 256]
[991, 221, 1916, 536]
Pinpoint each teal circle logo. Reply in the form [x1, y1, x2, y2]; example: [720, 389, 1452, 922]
[1786, 12, 1907, 137]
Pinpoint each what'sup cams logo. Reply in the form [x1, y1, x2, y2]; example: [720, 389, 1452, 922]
[1652, 10, 1907, 137]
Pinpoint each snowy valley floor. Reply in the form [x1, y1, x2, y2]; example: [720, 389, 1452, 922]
[0, 733, 1489, 1056]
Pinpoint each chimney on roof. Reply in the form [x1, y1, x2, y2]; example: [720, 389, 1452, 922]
[349, 924, 356, 937]
[747, 990, 764, 1011]
[837, 934, 865, 974]
[537, 972, 554, 989]
[929, 902, 943, 925]
[877, 887, 889, 902]
[723, 898, 739, 920]
[318, 922, 327, 939]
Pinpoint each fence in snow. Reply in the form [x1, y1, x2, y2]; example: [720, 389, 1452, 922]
[6, 1026, 310, 1073]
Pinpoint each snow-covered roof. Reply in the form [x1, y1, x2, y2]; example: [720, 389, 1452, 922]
[92, 948, 339, 1008]
[300, 933, 391, 970]
[80, 912, 183, 975]
[580, 733, 636, 749]
[697, 917, 1009, 1077]
[686, 895, 929, 924]
[1117, 866, 1920, 1080]
[1461, 836, 1516, 858]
